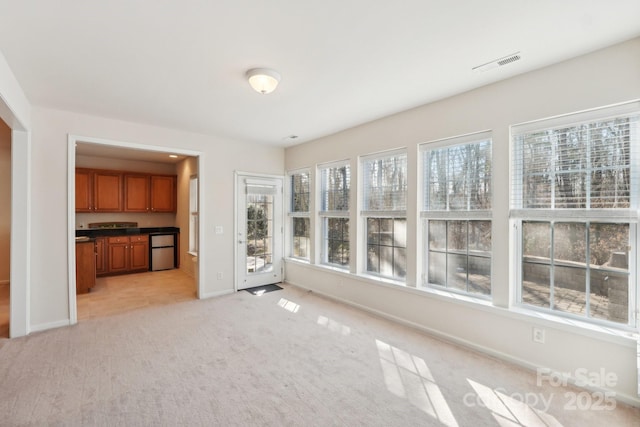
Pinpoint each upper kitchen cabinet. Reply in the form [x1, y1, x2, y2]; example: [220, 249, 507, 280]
[75, 169, 93, 212]
[150, 175, 176, 213]
[75, 168, 123, 212]
[76, 168, 176, 213]
[124, 174, 150, 212]
[124, 173, 176, 213]
[94, 171, 123, 212]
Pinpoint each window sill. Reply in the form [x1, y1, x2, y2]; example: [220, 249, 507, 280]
[508, 305, 638, 342]
[417, 285, 494, 307]
[283, 260, 638, 347]
[317, 263, 350, 274]
[359, 273, 407, 287]
[285, 257, 310, 265]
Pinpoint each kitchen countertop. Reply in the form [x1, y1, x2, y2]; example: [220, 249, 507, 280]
[76, 227, 179, 238]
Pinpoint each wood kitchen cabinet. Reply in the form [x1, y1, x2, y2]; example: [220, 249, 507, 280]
[95, 237, 107, 276]
[107, 235, 149, 274]
[123, 173, 177, 213]
[75, 169, 93, 212]
[75, 168, 123, 212]
[150, 175, 177, 212]
[76, 240, 96, 294]
[130, 235, 150, 270]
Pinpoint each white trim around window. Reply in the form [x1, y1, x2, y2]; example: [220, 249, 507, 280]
[419, 132, 493, 298]
[288, 169, 311, 261]
[318, 160, 351, 269]
[510, 101, 640, 329]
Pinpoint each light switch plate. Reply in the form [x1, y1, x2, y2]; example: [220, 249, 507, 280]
[215, 226, 223, 234]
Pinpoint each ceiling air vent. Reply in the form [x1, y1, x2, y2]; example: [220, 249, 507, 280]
[473, 52, 521, 73]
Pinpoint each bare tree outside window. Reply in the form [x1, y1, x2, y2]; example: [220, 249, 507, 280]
[513, 108, 638, 326]
[362, 152, 407, 280]
[320, 163, 350, 267]
[423, 136, 492, 296]
[289, 171, 310, 260]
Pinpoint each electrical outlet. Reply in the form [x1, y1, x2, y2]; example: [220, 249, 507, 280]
[533, 327, 545, 344]
[217, 272, 223, 280]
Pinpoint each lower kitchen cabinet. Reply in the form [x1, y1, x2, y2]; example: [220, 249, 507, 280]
[95, 237, 107, 275]
[76, 240, 96, 294]
[106, 235, 149, 274]
[130, 235, 149, 270]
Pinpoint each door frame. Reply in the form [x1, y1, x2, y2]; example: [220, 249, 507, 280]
[234, 171, 285, 291]
[67, 134, 204, 325]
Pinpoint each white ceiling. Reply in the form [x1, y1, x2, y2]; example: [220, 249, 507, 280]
[1, 0, 639, 150]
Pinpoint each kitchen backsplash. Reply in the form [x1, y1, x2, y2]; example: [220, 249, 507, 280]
[76, 212, 176, 229]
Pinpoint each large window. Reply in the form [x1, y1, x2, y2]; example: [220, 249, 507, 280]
[511, 102, 639, 327]
[362, 150, 407, 280]
[421, 132, 492, 296]
[289, 170, 310, 260]
[319, 162, 350, 268]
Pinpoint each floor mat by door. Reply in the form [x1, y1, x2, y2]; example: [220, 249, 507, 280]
[244, 284, 283, 295]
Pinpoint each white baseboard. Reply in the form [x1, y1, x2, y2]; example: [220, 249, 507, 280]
[285, 280, 640, 408]
[29, 319, 71, 334]
[199, 289, 234, 299]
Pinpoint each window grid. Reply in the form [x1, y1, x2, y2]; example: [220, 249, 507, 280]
[426, 219, 492, 297]
[366, 218, 407, 280]
[361, 151, 407, 280]
[324, 218, 350, 266]
[521, 221, 631, 325]
[320, 163, 351, 268]
[290, 171, 310, 260]
[512, 103, 639, 328]
[422, 136, 492, 296]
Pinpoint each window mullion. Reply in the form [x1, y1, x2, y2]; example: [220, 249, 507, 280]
[551, 133, 556, 210]
[585, 222, 591, 319]
[586, 126, 591, 209]
[549, 222, 555, 310]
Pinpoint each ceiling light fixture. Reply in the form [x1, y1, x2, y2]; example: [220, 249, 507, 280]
[246, 68, 281, 94]
[169, 154, 178, 158]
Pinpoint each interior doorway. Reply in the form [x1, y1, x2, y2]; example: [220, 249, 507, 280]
[0, 118, 10, 338]
[68, 135, 203, 324]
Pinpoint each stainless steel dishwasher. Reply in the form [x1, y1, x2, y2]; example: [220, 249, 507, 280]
[150, 234, 175, 271]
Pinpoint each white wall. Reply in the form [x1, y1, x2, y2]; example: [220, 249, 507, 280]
[29, 106, 284, 329]
[176, 156, 198, 277]
[284, 37, 640, 404]
[0, 48, 31, 337]
[0, 50, 30, 131]
[0, 119, 10, 284]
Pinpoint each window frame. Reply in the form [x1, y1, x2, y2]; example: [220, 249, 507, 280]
[188, 175, 199, 254]
[420, 131, 493, 298]
[318, 160, 351, 269]
[360, 148, 408, 281]
[288, 169, 311, 261]
[510, 101, 640, 329]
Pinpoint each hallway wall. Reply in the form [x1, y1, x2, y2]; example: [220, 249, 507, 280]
[0, 118, 10, 284]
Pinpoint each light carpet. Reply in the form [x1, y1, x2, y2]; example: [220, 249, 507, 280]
[0, 283, 638, 426]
